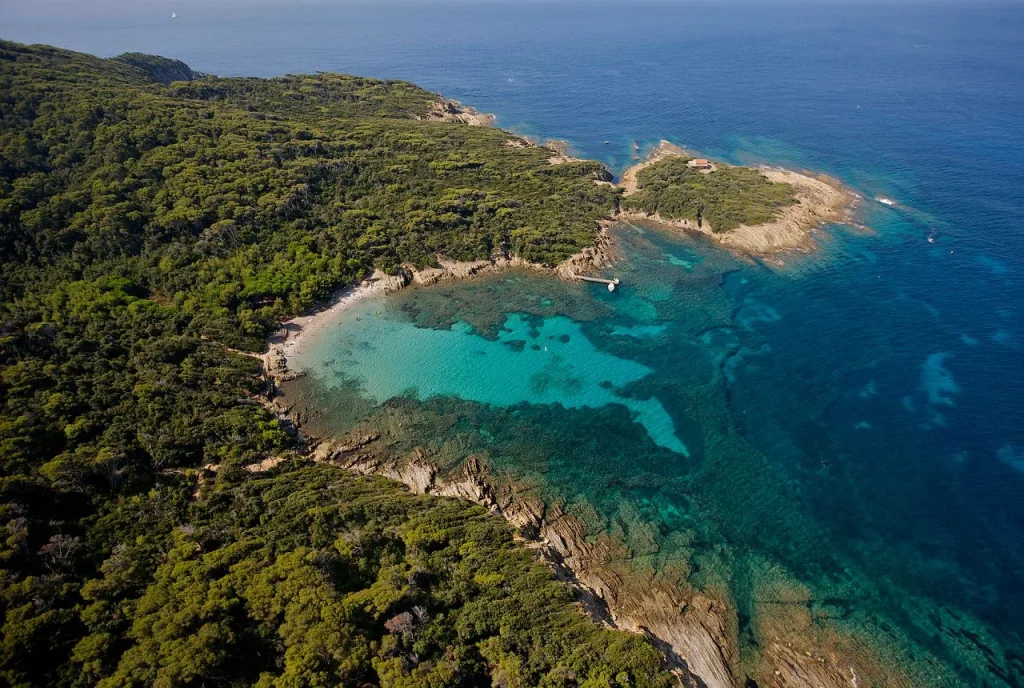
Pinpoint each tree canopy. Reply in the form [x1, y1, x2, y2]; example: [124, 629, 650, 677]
[623, 157, 797, 232]
[0, 40, 670, 687]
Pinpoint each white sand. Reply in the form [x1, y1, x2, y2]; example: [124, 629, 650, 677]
[265, 272, 400, 375]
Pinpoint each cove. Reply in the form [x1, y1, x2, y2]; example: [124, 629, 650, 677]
[283, 215, 1024, 684]
[293, 299, 689, 455]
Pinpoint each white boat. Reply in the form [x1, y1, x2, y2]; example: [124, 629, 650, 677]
[171, 12, 177, 18]
[876, 196, 896, 206]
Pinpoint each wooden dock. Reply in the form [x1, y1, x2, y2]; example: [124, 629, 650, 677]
[575, 275, 621, 291]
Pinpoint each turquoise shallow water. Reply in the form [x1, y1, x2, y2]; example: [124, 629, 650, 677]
[9, 0, 1023, 681]
[290, 217, 1024, 682]
[295, 304, 689, 454]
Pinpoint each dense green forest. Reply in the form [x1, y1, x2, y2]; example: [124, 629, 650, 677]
[623, 157, 797, 232]
[0, 41, 672, 686]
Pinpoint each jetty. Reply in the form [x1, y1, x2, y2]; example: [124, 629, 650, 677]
[575, 275, 621, 291]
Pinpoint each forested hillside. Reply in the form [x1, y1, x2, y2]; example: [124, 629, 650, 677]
[0, 41, 669, 687]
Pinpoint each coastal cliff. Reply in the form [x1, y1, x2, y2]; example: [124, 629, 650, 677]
[254, 416, 911, 688]
[111, 51, 200, 83]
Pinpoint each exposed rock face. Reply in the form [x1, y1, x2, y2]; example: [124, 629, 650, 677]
[315, 438, 737, 686]
[328, 432, 380, 455]
[263, 342, 302, 382]
[244, 456, 287, 473]
[426, 98, 496, 126]
[532, 502, 737, 688]
[554, 225, 616, 280]
[387, 230, 617, 289]
[402, 258, 513, 287]
[112, 52, 199, 84]
[305, 433, 920, 688]
[544, 139, 579, 165]
[765, 643, 863, 688]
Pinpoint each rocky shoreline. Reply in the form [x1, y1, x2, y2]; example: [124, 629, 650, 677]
[249, 256, 903, 687]
[424, 97, 497, 126]
[245, 137, 895, 688]
[618, 141, 861, 258]
[252, 396, 898, 688]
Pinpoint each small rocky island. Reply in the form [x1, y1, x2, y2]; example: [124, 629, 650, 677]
[619, 141, 857, 255]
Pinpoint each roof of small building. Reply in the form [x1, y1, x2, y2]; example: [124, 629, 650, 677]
[693, 158, 710, 164]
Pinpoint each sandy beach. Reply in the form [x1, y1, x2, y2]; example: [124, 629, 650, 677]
[250, 148, 891, 688]
[262, 271, 402, 380]
[263, 140, 859, 377]
[262, 232, 617, 382]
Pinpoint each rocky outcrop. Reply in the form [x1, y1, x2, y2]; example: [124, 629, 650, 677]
[314, 437, 738, 687]
[245, 456, 287, 473]
[619, 140, 691, 195]
[544, 139, 580, 165]
[533, 502, 737, 688]
[764, 643, 865, 688]
[383, 231, 617, 290]
[302, 431, 921, 688]
[618, 142, 859, 258]
[263, 342, 303, 383]
[425, 98, 496, 126]
[112, 52, 199, 84]
[401, 258, 516, 287]
[554, 225, 616, 280]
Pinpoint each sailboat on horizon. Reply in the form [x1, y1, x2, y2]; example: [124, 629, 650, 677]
[171, 11, 177, 19]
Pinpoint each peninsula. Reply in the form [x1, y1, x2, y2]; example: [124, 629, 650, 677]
[3, 39, 977, 688]
[619, 141, 857, 255]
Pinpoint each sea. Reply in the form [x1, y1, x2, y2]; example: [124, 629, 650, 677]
[4, 0, 1023, 683]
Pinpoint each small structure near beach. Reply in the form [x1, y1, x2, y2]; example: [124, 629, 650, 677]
[575, 275, 621, 291]
[687, 158, 713, 170]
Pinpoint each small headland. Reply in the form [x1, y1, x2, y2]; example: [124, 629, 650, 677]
[423, 96, 496, 126]
[618, 140, 859, 256]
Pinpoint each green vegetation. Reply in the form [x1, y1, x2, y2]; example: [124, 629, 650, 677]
[168, 71, 437, 120]
[0, 40, 616, 349]
[74, 466, 673, 687]
[0, 40, 666, 686]
[112, 52, 200, 85]
[623, 157, 798, 232]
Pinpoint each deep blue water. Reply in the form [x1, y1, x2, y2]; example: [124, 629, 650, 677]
[5, 0, 1023, 680]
